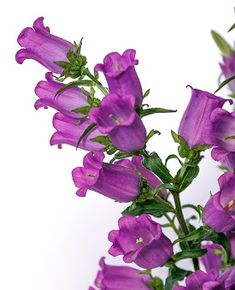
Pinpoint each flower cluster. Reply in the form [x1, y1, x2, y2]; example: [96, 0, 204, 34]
[16, 15, 235, 290]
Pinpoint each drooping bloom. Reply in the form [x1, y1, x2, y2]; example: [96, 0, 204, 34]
[95, 49, 143, 107]
[178, 86, 231, 148]
[116, 155, 167, 199]
[220, 53, 235, 93]
[89, 93, 146, 152]
[199, 242, 223, 274]
[108, 214, 173, 269]
[89, 257, 151, 290]
[212, 149, 235, 172]
[35, 72, 88, 118]
[174, 268, 235, 290]
[16, 17, 75, 74]
[50, 113, 105, 151]
[72, 151, 141, 202]
[203, 172, 235, 232]
[210, 108, 235, 153]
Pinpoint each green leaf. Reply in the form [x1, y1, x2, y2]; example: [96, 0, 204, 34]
[165, 154, 183, 166]
[211, 30, 233, 57]
[165, 266, 190, 290]
[145, 129, 160, 143]
[140, 107, 177, 117]
[76, 123, 96, 148]
[143, 88, 151, 98]
[172, 249, 207, 262]
[143, 152, 175, 183]
[171, 131, 190, 158]
[72, 106, 91, 115]
[54, 60, 69, 69]
[91, 136, 111, 146]
[177, 165, 199, 191]
[228, 22, 235, 33]
[150, 277, 164, 290]
[214, 75, 235, 94]
[174, 226, 207, 245]
[122, 198, 174, 218]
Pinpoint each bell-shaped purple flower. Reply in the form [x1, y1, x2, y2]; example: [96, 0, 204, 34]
[108, 214, 173, 269]
[89, 93, 146, 152]
[212, 148, 235, 172]
[50, 113, 105, 151]
[35, 72, 88, 118]
[203, 172, 235, 232]
[89, 257, 151, 290]
[210, 108, 235, 153]
[116, 155, 167, 199]
[174, 270, 221, 290]
[220, 53, 235, 93]
[200, 242, 223, 274]
[16, 17, 75, 74]
[95, 49, 143, 107]
[178, 86, 231, 148]
[72, 151, 141, 202]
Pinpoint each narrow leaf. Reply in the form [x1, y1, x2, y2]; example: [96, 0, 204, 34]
[76, 123, 96, 148]
[172, 249, 207, 262]
[211, 30, 233, 56]
[143, 152, 175, 183]
[140, 107, 176, 117]
[228, 22, 235, 32]
[214, 75, 235, 93]
[174, 226, 206, 245]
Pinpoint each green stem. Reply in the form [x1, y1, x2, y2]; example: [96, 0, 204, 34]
[172, 191, 199, 271]
[164, 213, 180, 235]
[84, 68, 108, 95]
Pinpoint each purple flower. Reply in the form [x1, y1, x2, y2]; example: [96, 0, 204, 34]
[108, 214, 173, 269]
[95, 49, 143, 107]
[203, 172, 235, 232]
[89, 93, 146, 152]
[210, 108, 235, 153]
[178, 86, 231, 148]
[16, 17, 75, 74]
[89, 257, 151, 290]
[35, 72, 88, 118]
[116, 155, 167, 199]
[220, 53, 235, 92]
[200, 242, 223, 274]
[72, 151, 141, 202]
[174, 267, 235, 290]
[50, 113, 105, 151]
[212, 148, 235, 172]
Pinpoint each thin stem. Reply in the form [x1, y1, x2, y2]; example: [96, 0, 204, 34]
[172, 191, 199, 271]
[84, 69, 108, 95]
[164, 213, 180, 236]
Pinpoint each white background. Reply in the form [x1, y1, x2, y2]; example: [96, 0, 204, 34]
[1, 0, 235, 289]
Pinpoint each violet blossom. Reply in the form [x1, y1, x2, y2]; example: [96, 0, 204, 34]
[116, 155, 167, 199]
[50, 113, 105, 151]
[178, 86, 231, 148]
[220, 53, 235, 93]
[108, 214, 173, 269]
[95, 49, 143, 107]
[89, 257, 151, 290]
[199, 242, 223, 275]
[212, 149, 235, 172]
[89, 93, 146, 152]
[203, 172, 235, 232]
[16, 17, 75, 74]
[72, 151, 141, 202]
[174, 267, 235, 290]
[35, 72, 88, 118]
